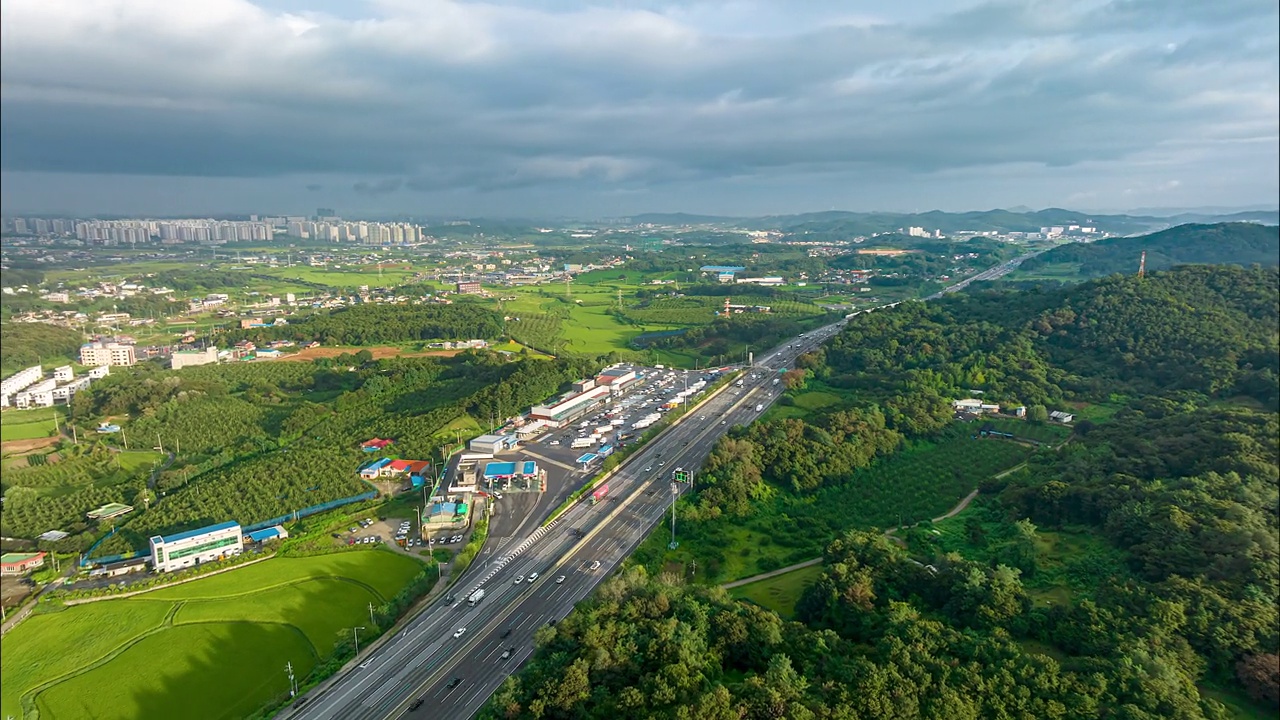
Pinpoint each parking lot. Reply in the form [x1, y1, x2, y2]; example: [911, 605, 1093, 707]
[457, 364, 727, 552]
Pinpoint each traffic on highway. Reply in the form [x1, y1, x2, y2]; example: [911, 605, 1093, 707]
[287, 257, 1022, 720]
[289, 319, 847, 720]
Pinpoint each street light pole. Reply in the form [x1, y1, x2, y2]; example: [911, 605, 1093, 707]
[353, 626, 365, 656]
[368, 601, 376, 626]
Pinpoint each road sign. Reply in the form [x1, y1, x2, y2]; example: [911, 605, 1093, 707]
[673, 468, 690, 483]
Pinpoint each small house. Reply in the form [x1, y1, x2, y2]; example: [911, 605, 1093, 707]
[1049, 411, 1075, 424]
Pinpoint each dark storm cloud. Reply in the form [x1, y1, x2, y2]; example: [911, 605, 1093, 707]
[0, 0, 1276, 215]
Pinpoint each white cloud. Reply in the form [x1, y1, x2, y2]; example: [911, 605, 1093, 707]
[1, 0, 1276, 215]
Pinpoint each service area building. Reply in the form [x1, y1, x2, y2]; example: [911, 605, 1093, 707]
[469, 434, 517, 454]
[149, 521, 243, 573]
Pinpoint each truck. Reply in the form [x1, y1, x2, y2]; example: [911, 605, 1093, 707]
[571, 437, 595, 449]
[773, 378, 779, 386]
[756, 403, 764, 412]
[468, 589, 485, 606]
[591, 484, 609, 504]
[736, 378, 744, 387]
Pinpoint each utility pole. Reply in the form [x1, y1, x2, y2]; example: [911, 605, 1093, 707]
[156, 433, 164, 454]
[286, 661, 297, 697]
[368, 601, 376, 626]
[121, 427, 129, 450]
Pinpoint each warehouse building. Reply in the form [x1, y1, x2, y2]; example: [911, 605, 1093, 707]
[528, 385, 610, 427]
[469, 434, 518, 454]
[149, 521, 243, 573]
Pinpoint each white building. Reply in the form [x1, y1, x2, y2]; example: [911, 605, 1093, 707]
[13, 379, 57, 409]
[52, 377, 92, 404]
[80, 342, 136, 367]
[171, 346, 219, 370]
[149, 521, 243, 573]
[0, 365, 44, 407]
[88, 366, 111, 379]
[54, 365, 75, 382]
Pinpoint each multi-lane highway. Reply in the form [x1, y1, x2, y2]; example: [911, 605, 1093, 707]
[289, 255, 1032, 720]
[292, 321, 846, 720]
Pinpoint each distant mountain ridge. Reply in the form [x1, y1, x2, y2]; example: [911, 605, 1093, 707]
[615, 207, 1279, 236]
[1019, 222, 1280, 279]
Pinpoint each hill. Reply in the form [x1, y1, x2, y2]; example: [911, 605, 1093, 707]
[0, 322, 84, 375]
[483, 264, 1280, 720]
[1019, 222, 1279, 279]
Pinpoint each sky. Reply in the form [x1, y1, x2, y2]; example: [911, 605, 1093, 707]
[1, 0, 1277, 219]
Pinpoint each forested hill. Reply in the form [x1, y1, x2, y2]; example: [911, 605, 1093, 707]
[0, 322, 84, 375]
[1019, 222, 1279, 279]
[481, 268, 1280, 720]
[826, 264, 1279, 411]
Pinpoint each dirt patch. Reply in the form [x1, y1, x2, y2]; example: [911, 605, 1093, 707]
[278, 346, 464, 362]
[0, 576, 34, 610]
[0, 436, 60, 455]
[856, 248, 918, 256]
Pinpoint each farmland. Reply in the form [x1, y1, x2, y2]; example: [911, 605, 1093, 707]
[1, 550, 424, 720]
[727, 563, 824, 619]
[634, 425, 1033, 583]
[1, 407, 64, 442]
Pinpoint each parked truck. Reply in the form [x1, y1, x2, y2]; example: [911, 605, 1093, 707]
[468, 589, 485, 606]
[571, 437, 595, 449]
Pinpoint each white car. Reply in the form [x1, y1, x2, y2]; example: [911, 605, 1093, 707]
[527, 572, 539, 583]
[453, 628, 467, 638]
[589, 561, 601, 571]
[556, 575, 566, 584]
[549, 440, 560, 446]
[514, 575, 524, 585]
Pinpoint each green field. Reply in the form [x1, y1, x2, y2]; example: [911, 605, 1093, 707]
[257, 265, 418, 288]
[728, 564, 824, 618]
[1, 407, 64, 442]
[1, 551, 424, 720]
[635, 425, 1033, 583]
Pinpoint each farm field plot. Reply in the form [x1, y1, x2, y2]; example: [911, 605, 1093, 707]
[258, 266, 418, 287]
[728, 564, 824, 619]
[36, 622, 315, 720]
[1, 409, 61, 442]
[637, 425, 1032, 584]
[982, 417, 1071, 444]
[1, 550, 424, 720]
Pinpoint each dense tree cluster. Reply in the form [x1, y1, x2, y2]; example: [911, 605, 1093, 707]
[489, 263, 1278, 716]
[0, 322, 83, 374]
[1020, 223, 1279, 279]
[822, 265, 1279, 409]
[484, 561, 1235, 720]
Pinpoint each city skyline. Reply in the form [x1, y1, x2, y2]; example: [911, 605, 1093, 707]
[2, 0, 1278, 217]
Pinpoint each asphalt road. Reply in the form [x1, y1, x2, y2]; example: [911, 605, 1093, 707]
[292, 320, 847, 720]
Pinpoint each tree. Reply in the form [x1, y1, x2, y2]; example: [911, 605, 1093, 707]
[1028, 404, 1049, 424]
[1236, 653, 1280, 707]
[782, 369, 808, 391]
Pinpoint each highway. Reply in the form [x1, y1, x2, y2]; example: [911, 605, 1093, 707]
[288, 254, 1037, 720]
[292, 320, 847, 720]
